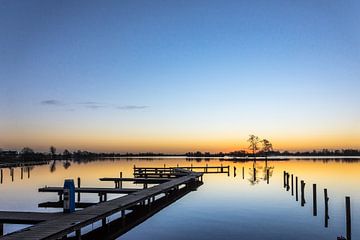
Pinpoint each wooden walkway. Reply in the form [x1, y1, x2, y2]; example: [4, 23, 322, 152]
[0, 169, 202, 240]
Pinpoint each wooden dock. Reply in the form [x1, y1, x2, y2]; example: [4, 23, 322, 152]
[0, 167, 204, 240]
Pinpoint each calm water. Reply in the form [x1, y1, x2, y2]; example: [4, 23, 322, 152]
[0, 158, 359, 239]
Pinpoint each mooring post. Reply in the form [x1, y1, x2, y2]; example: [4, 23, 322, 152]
[253, 167, 256, 182]
[295, 177, 298, 201]
[0, 223, 3, 236]
[221, 164, 223, 173]
[266, 169, 269, 184]
[0, 169, 3, 184]
[206, 164, 208, 173]
[11, 168, 14, 182]
[283, 171, 286, 188]
[324, 189, 329, 228]
[301, 180, 306, 206]
[234, 166, 236, 177]
[77, 177, 81, 202]
[286, 173, 290, 191]
[313, 184, 317, 216]
[27, 167, 30, 178]
[119, 172, 123, 189]
[346, 196, 351, 240]
[21, 168, 23, 180]
[291, 174, 294, 195]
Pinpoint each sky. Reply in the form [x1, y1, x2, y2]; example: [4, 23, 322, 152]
[1, 0, 360, 153]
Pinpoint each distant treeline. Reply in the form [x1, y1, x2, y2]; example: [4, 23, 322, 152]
[1, 147, 360, 162]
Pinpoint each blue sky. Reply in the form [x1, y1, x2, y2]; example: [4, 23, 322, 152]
[1, 0, 360, 152]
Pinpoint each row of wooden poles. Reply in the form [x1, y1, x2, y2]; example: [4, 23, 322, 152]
[283, 171, 351, 240]
[0, 168, 31, 184]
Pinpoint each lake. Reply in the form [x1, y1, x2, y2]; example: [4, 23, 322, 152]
[0, 157, 359, 239]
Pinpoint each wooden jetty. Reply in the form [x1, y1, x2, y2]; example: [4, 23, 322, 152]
[0, 167, 206, 240]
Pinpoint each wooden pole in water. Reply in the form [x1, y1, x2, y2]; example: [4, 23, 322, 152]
[234, 166, 236, 177]
[0, 169, 3, 184]
[324, 189, 329, 228]
[0, 222, 3, 236]
[286, 173, 290, 191]
[291, 174, 294, 196]
[77, 177, 81, 202]
[346, 196, 351, 240]
[313, 184, 317, 216]
[295, 177, 298, 201]
[266, 169, 269, 184]
[11, 168, 14, 182]
[27, 167, 30, 178]
[119, 172, 123, 189]
[242, 167, 244, 179]
[301, 180, 306, 207]
[253, 167, 256, 182]
[206, 164, 208, 173]
[21, 168, 23, 179]
[283, 171, 286, 188]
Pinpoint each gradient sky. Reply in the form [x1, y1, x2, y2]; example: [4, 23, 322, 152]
[1, 0, 360, 153]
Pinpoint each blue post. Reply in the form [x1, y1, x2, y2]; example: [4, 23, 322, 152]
[63, 179, 75, 213]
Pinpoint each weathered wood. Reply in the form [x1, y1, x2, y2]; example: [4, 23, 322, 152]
[324, 189, 329, 228]
[295, 177, 298, 201]
[1, 171, 203, 240]
[0, 211, 61, 224]
[39, 187, 141, 194]
[99, 177, 171, 184]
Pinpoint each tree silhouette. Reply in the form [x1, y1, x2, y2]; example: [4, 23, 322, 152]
[50, 146, 56, 156]
[247, 135, 260, 160]
[261, 139, 273, 160]
[63, 149, 71, 159]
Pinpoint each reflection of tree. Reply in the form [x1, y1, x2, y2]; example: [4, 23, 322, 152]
[50, 161, 56, 173]
[248, 162, 275, 185]
[63, 160, 71, 169]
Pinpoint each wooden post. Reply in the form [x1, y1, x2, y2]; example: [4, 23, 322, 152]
[206, 164, 208, 173]
[75, 229, 81, 240]
[234, 166, 236, 177]
[301, 180, 306, 207]
[266, 169, 269, 184]
[77, 177, 81, 202]
[291, 174, 294, 195]
[11, 168, 14, 182]
[313, 184, 317, 216]
[295, 177, 298, 201]
[27, 167, 30, 178]
[21, 168, 23, 179]
[119, 172, 123, 189]
[286, 173, 290, 191]
[0, 223, 3, 236]
[283, 171, 286, 188]
[102, 218, 106, 227]
[324, 189, 329, 228]
[0, 169, 3, 184]
[242, 167, 244, 179]
[346, 196, 351, 240]
[221, 164, 223, 173]
[253, 167, 256, 182]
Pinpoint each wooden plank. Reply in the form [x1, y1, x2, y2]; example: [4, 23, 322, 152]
[38, 187, 141, 194]
[0, 211, 61, 224]
[99, 177, 171, 184]
[1, 172, 202, 240]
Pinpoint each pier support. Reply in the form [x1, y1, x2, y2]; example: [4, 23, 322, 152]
[77, 177, 81, 202]
[1, 169, 3, 184]
[242, 167, 244, 179]
[266, 169, 269, 184]
[76, 229, 81, 240]
[286, 173, 290, 191]
[0, 223, 3, 236]
[283, 171, 286, 188]
[291, 174, 294, 196]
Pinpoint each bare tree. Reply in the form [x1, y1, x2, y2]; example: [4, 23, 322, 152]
[50, 146, 56, 159]
[261, 139, 273, 160]
[247, 134, 260, 160]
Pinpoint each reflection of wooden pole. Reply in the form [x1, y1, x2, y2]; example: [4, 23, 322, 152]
[346, 196, 351, 240]
[313, 184, 317, 216]
[295, 177, 298, 201]
[291, 174, 294, 196]
[301, 180, 306, 207]
[324, 189, 329, 228]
